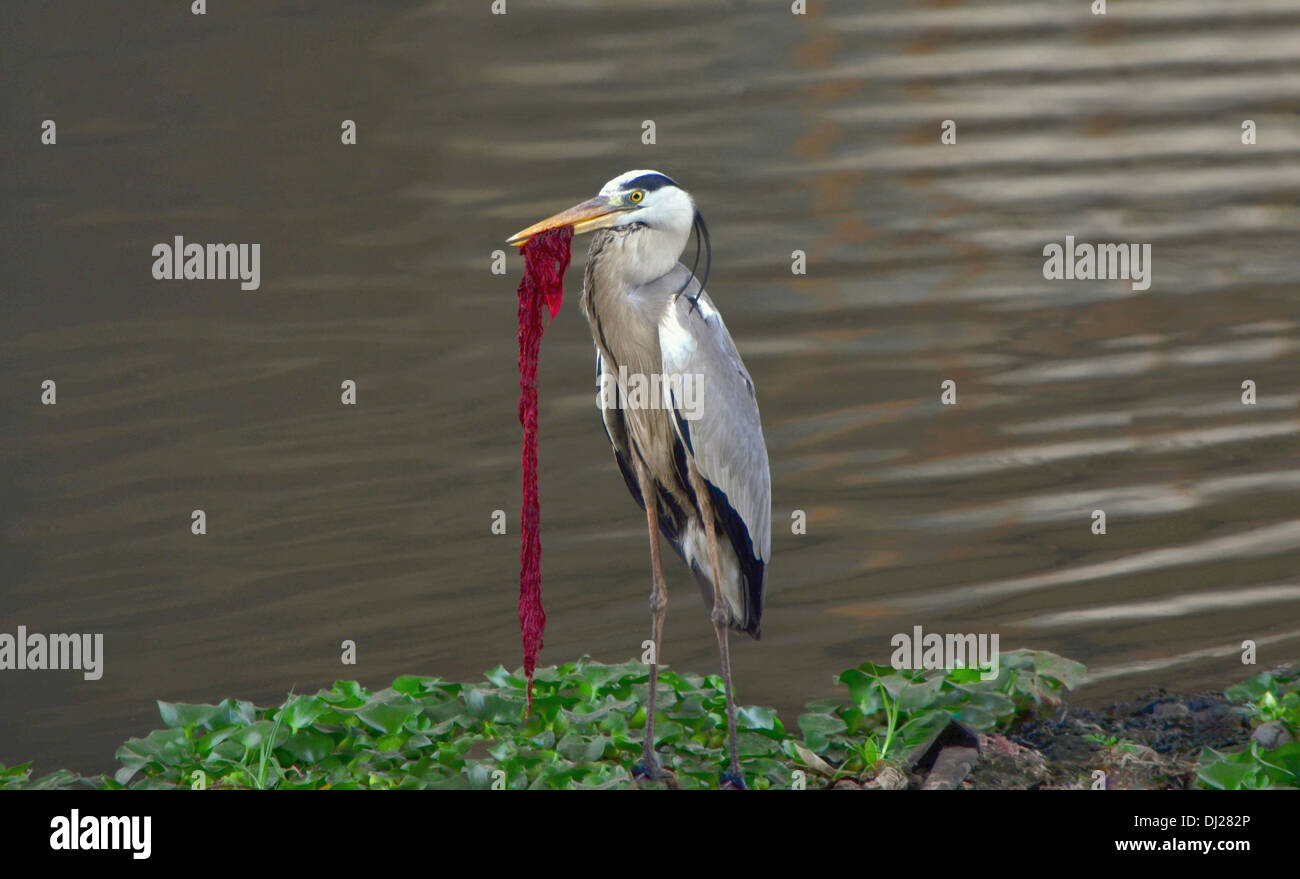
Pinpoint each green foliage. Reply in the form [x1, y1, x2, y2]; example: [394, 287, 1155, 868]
[1196, 668, 1300, 790]
[0, 650, 1085, 790]
[786, 649, 1084, 782]
[1082, 733, 1144, 755]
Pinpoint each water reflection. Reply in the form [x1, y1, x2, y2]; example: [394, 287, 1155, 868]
[2, 0, 1298, 774]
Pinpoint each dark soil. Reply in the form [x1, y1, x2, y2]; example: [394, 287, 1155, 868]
[834, 672, 1293, 790]
[973, 688, 1253, 790]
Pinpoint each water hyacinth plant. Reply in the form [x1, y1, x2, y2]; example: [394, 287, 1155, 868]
[1, 650, 1086, 790]
[1195, 667, 1300, 790]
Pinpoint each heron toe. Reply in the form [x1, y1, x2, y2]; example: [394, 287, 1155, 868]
[632, 759, 662, 780]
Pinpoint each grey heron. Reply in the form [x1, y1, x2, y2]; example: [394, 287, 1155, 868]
[508, 170, 771, 789]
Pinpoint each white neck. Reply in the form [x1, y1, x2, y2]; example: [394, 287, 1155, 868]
[616, 222, 691, 286]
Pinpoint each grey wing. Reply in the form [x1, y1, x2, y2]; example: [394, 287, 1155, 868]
[596, 348, 692, 551]
[658, 288, 772, 633]
[595, 349, 643, 508]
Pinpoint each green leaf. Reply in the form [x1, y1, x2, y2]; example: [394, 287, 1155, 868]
[738, 705, 780, 732]
[797, 712, 847, 748]
[1196, 750, 1256, 790]
[393, 674, 445, 696]
[281, 731, 338, 764]
[357, 700, 421, 735]
[484, 665, 525, 689]
[953, 704, 996, 730]
[1224, 673, 1275, 704]
[321, 680, 368, 708]
[234, 720, 285, 750]
[157, 701, 222, 730]
[276, 695, 324, 731]
[1031, 651, 1086, 690]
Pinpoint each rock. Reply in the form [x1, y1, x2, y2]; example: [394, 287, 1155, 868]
[980, 734, 1031, 757]
[971, 735, 1051, 788]
[922, 746, 978, 790]
[862, 765, 909, 790]
[1251, 720, 1296, 750]
[908, 717, 980, 771]
[1152, 701, 1189, 720]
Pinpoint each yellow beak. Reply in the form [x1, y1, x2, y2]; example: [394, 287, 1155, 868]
[506, 194, 628, 247]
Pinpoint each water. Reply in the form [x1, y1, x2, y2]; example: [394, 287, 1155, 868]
[2, 0, 1298, 775]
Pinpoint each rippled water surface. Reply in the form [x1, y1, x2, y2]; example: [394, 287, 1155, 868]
[2, 0, 1299, 772]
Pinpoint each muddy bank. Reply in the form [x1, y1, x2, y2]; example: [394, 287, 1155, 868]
[839, 665, 1297, 790]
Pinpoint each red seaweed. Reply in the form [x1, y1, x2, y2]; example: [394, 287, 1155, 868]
[516, 225, 572, 711]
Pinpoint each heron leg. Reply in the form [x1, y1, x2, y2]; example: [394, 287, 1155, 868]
[632, 456, 669, 781]
[687, 463, 745, 789]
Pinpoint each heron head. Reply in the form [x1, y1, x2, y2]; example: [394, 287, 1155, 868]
[508, 170, 705, 287]
[506, 169, 694, 245]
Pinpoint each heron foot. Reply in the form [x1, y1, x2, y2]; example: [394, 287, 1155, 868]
[718, 771, 748, 790]
[632, 759, 665, 780]
[633, 760, 678, 788]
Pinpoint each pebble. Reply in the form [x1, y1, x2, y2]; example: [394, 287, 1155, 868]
[1251, 720, 1295, 750]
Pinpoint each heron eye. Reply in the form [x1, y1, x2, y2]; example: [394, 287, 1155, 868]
[629, 190, 644, 203]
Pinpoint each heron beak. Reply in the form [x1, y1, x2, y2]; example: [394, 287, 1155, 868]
[507, 194, 627, 247]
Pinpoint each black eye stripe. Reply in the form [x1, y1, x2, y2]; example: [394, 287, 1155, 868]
[622, 173, 676, 192]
